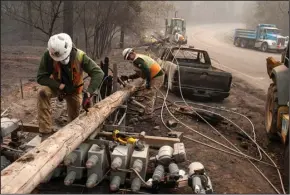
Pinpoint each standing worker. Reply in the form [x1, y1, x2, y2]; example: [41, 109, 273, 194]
[37, 33, 104, 141]
[120, 48, 164, 121]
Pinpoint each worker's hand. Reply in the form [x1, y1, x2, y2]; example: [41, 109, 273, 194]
[82, 92, 92, 112]
[120, 75, 129, 81]
[59, 83, 65, 90]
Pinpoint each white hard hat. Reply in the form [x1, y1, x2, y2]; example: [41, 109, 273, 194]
[122, 48, 134, 60]
[47, 33, 73, 61]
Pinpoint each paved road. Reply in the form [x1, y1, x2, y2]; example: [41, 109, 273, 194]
[187, 23, 282, 92]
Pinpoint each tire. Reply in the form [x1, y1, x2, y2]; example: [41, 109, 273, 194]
[265, 83, 279, 138]
[283, 142, 289, 193]
[261, 42, 268, 52]
[240, 39, 247, 48]
[234, 38, 240, 47]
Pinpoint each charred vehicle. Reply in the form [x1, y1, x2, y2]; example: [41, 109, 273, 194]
[157, 46, 232, 101]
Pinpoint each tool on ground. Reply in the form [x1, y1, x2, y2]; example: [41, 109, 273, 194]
[111, 130, 146, 150]
[112, 130, 138, 145]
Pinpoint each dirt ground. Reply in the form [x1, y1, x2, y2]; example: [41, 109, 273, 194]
[0, 45, 287, 194]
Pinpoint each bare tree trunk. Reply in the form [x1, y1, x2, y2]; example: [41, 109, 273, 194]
[63, 1, 74, 39]
[27, 1, 33, 45]
[119, 26, 124, 48]
[21, 3, 27, 40]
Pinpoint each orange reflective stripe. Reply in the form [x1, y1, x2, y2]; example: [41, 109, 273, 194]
[150, 63, 161, 78]
[51, 49, 85, 94]
[134, 54, 161, 78]
[71, 49, 85, 94]
[52, 61, 61, 80]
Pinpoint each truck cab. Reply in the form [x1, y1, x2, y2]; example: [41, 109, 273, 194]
[234, 23, 288, 52]
[255, 24, 287, 51]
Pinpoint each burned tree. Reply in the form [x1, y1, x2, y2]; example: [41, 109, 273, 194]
[1, 1, 64, 41]
[63, 1, 74, 39]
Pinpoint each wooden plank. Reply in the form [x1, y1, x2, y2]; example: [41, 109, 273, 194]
[1, 79, 143, 194]
[20, 123, 39, 133]
[103, 125, 134, 132]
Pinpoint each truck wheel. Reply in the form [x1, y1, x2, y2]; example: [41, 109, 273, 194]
[265, 83, 279, 138]
[283, 141, 289, 193]
[234, 38, 240, 47]
[240, 39, 247, 48]
[261, 42, 268, 52]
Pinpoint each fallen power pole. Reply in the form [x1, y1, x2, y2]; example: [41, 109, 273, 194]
[1, 79, 143, 194]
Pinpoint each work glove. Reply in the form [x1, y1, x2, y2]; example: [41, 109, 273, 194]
[82, 92, 92, 112]
[120, 75, 129, 81]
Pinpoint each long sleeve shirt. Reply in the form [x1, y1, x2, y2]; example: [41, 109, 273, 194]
[37, 48, 104, 94]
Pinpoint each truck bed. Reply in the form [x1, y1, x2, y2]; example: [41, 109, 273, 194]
[177, 65, 232, 93]
[234, 29, 256, 40]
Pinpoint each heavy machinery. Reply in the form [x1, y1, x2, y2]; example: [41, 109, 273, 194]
[234, 24, 288, 52]
[265, 41, 289, 190]
[165, 17, 188, 45]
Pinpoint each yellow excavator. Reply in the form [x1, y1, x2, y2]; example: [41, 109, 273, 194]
[265, 41, 289, 191]
[165, 13, 188, 45]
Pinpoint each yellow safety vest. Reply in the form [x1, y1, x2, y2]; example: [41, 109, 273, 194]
[133, 54, 161, 78]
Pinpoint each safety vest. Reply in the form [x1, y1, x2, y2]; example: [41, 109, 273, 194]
[133, 54, 161, 78]
[52, 49, 85, 94]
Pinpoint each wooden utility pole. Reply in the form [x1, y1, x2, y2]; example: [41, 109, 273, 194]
[1, 79, 143, 194]
[63, 1, 74, 39]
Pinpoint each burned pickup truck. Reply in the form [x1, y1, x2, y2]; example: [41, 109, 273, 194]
[156, 46, 232, 101]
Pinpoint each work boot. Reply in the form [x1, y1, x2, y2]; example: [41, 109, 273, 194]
[39, 132, 54, 142]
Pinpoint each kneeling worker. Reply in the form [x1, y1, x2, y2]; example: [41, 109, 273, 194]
[37, 33, 104, 141]
[121, 48, 164, 121]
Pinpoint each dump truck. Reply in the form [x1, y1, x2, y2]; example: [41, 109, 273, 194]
[265, 42, 289, 190]
[165, 17, 188, 45]
[234, 24, 288, 52]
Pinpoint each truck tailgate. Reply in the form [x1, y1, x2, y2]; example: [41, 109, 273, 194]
[178, 67, 232, 92]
